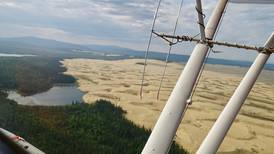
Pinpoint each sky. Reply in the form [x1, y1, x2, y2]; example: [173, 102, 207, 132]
[0, 0, 274, 62]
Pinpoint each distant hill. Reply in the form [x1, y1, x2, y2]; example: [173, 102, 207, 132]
[0, 37, 145, 58]
[0, 36, 273, 70]
[0, 36, 183, 60]
[0, 37, 89, 56]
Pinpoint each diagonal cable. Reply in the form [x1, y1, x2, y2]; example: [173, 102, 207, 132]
[140, 0, 162, 99]
[157, 0, 185, 100]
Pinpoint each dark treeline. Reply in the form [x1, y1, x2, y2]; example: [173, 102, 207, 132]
[0, 57, 75, 96]
[0, 50, 188, 153]
[0, 93, 187, 154]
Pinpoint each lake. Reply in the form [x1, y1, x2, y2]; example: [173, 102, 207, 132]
[7, 86, 84, 106]
[0, 53, 36, 57]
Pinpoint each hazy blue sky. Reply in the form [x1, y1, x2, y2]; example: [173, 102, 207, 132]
[0, 0, 274, 62]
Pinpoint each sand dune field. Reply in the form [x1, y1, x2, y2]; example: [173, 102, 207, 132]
[62, 59, 274, 154]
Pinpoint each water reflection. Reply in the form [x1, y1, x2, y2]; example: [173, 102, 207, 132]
[8, 86, 84, 106]
[0, 53, 36, 57]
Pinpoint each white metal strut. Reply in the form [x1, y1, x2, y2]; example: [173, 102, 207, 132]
[196, 32, 274, 154]
[142, 0, 229, 153]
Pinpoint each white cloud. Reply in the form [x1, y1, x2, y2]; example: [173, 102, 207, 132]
[0, 0, 273, 62]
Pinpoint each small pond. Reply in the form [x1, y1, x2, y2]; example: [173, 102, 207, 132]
[8, 86, 84, 106]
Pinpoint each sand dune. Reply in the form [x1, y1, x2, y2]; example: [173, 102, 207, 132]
[62, 59, 274, 154]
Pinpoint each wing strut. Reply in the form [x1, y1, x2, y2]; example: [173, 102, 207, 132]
[142, 0, 229, 153]
[197, 32, 274, 154]
[196, 0, 206, 41]
[0, 128, 45, 154]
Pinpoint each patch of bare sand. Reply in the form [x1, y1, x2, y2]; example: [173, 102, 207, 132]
[62, 59, 274, 154]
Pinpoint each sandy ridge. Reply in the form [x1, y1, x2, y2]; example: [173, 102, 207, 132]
[62, 59, 274, 154]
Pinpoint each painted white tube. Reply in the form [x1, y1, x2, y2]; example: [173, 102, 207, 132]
[196, 0, 206, 40]
[196, 33, 274, 154]
[0, 128, 45, 154]
[142, 0, 228, 153]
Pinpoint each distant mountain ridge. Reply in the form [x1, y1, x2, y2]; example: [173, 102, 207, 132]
[0, 37, 134, 53]
[0, 36, 273, 71]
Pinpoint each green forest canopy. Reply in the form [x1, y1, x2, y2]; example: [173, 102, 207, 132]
[0, 57, 75, 96]
[0, 94, 188, 154]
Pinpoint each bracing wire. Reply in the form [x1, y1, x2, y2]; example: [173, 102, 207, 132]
[156, 0, 184, 100]
[188, 48, 211, 104]
[192, 33, 201, 39]
[187, 2, 228, 104]
[140, 0, 162, 99]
